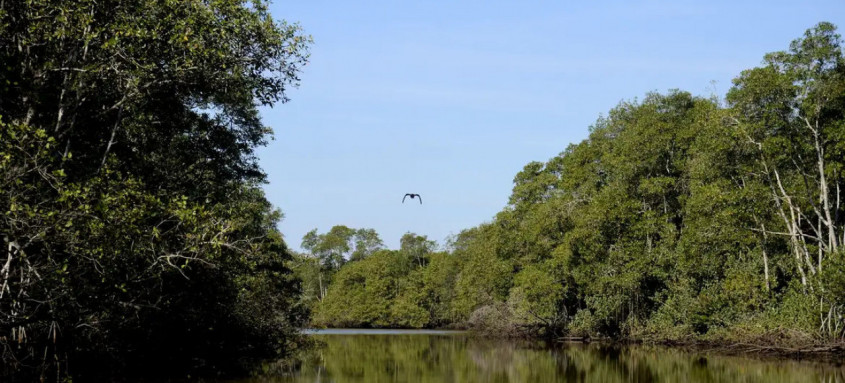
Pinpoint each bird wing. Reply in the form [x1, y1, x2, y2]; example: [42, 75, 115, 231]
[418, 195, 422, 204]
[402, 194, 408, 203]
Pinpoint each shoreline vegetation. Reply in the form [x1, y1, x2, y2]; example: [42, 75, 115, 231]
[295, 22, 845, 366]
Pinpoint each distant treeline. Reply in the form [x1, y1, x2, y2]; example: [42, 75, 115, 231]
[1, 0, 310, 381]
[299, 23, 845, 344]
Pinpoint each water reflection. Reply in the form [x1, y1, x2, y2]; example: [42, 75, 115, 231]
[241, 333, 845, 383]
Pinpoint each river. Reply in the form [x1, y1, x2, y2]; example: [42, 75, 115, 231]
[232, 329, 844, 383]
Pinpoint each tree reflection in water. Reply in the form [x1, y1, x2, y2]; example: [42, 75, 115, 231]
[237, 333, 845, 383]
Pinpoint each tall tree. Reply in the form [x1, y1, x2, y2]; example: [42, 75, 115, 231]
[301, 225, 384, 300]
[351, 228, 385, 261]
[728, 23, 845, 287]
[0, 0, 311, 379]
[400, 232, 437, 267]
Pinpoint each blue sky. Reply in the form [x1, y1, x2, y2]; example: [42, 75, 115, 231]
[259, 0, 845, 251]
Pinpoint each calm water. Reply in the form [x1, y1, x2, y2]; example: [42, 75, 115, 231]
[235, 329, 845, 383]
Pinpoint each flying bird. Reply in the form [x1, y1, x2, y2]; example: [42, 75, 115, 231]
[403, 193, 422, 204]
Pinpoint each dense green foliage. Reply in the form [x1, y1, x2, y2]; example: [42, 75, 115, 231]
[0, 0, 310, 380]
[308, 23, 845, 344]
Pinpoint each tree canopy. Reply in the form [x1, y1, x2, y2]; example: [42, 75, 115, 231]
[306, 23, 845, 345]
[1, 0, 311, 380]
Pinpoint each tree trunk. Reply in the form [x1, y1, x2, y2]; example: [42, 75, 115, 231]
[760, 224, 770, 292]
[772, 168, 809, 285]
[318, 272, 325, 301]
[1, 239, 16, 299]
[808, 117, 838, 254]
